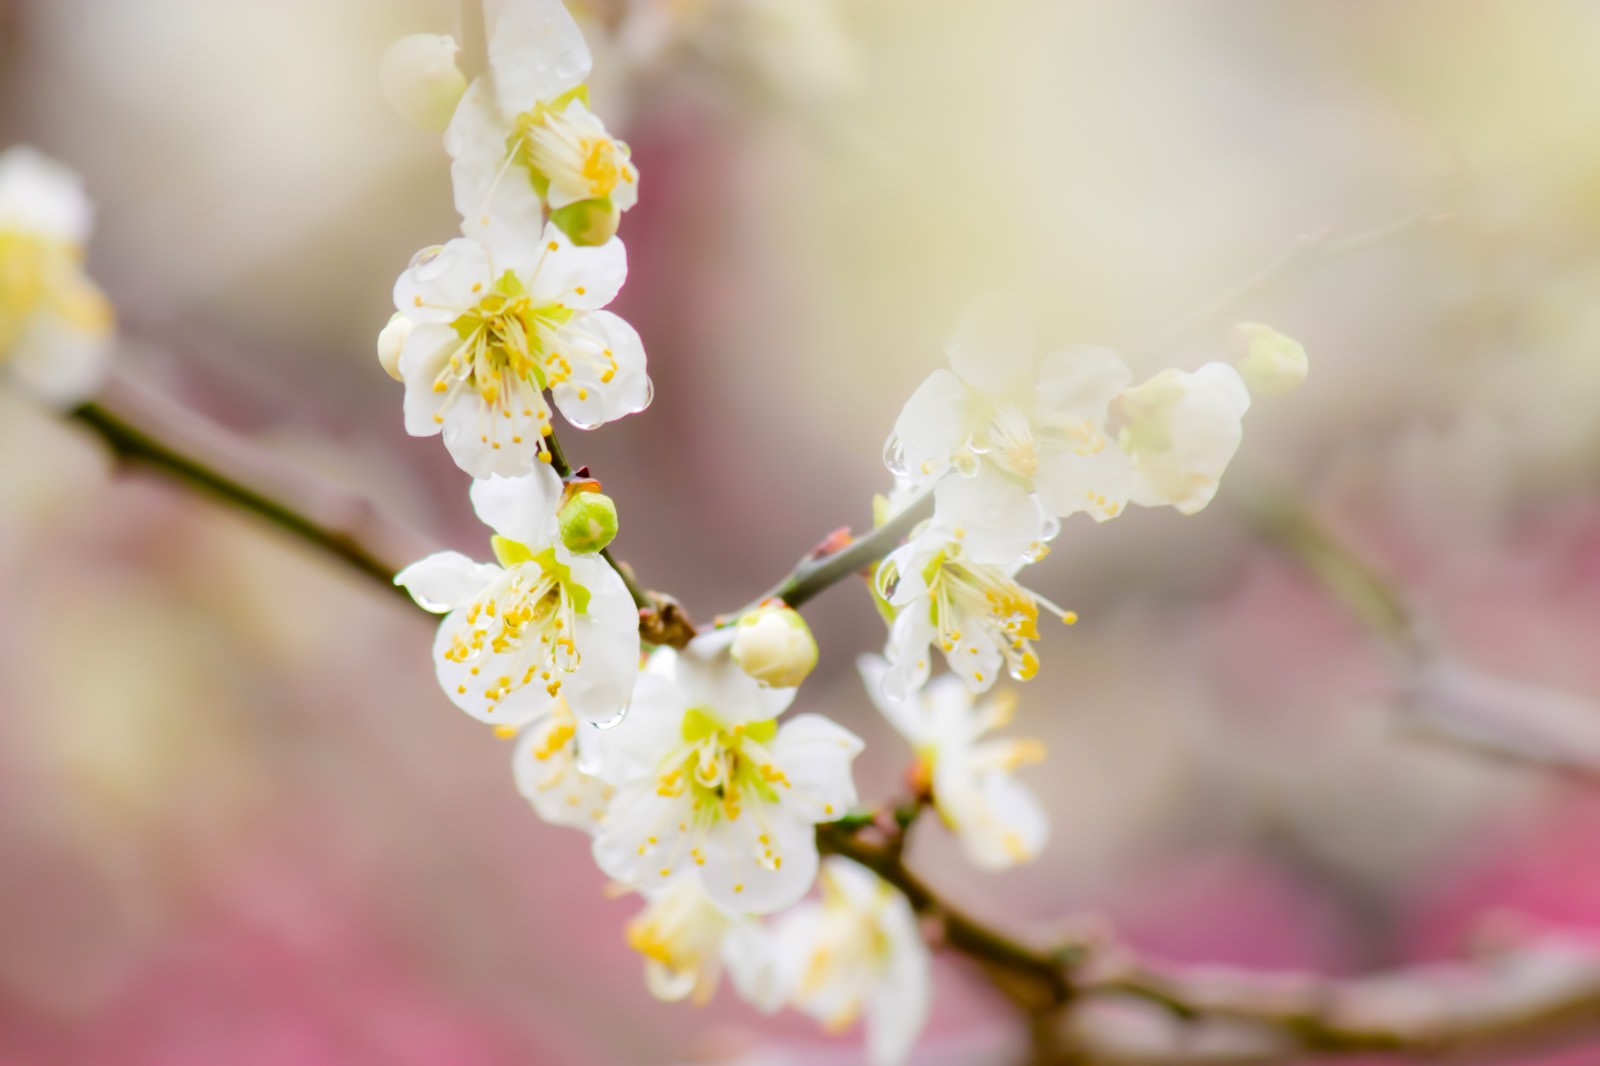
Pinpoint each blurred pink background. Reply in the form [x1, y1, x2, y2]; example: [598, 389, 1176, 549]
[5, 0, 1600, 1061]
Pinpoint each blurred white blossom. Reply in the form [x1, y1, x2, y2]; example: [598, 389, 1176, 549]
[859, 657, 1048, 870]
[773, 858, 931, 1066]
[625, 874, 785, 1009]
[0, 147, 113, 407]
[379, 33, 468, 133]
[593, 633, 862, 913]
[395, 466, 640, 725]
[510, 695, 614, 832]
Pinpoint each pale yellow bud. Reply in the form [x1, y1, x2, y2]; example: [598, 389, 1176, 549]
[380, 34, 468, 133]
[1234, 322, 1309, 398]
[377, 312, 413, 381]
[732, 605, 818, 689]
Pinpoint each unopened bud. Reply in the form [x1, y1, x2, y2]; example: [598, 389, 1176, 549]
[377, 312, 413, 381]
[732, 605, 818, 689]
[1234, 322, 1309, 398]
[559, 491, 619, 554]
[380, 34, 468, 133]
[549, 197, 621, 247]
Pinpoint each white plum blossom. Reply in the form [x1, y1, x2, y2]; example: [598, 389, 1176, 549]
[391, 224, 649, 478]
[887, 292, 1134, 522]
[887, 292, 1255, 521]
[395, 465, 640, 726]
[625, 874, 785, 1009]
[0, 146, 113, 407]
[510, 695, 613, 833]
[1117, 362, 1251, 516]
[874, 468, 1067, 699]
[446, 0, 638, 247]
[592, 632, 863, 914]
[860, 657, 1048, 870]
[774, 857, 931, 1066]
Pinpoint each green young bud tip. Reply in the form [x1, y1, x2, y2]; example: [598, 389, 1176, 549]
[731, 605, 818, 689]
[558, 491, 619, 554]
[550, 198, 622, 247]
[1234, 322, 1309, 398]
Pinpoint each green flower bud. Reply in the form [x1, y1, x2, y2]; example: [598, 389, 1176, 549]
[550, 197, 622, 247]
[732, 605, 819, 689]
[559, 491, 619, 554]
[1234, 322, 1309, 398]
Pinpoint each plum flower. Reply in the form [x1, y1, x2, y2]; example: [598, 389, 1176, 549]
[446, 0, 637, 247]
[391, 224, 649, 478]
[510, 695, 613, 832]
[624, 874, 784, 1009]
[395, 466, 640, 725]
[887, 293, 1254, 521]
[874, 468, 1067, 698]
[0, 146, 113, 407]
[773, 858, 931, 1066]
[859, 657, 1048, 870]
[592, 633, 863, 914]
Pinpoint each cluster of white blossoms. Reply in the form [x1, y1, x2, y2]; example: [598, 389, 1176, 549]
[381, 4, 1306, 1063]
[0, 146, 114, 408]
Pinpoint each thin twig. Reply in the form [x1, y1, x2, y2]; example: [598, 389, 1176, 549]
[71, 374, 436, 600]
[1145, 210, 1447, 355]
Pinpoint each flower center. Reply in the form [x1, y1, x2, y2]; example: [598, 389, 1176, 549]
[442, 543, 591, 714]
[0, 232, 110, 357]
[655, 709, 784, 825]
[513, 95, 635, 204]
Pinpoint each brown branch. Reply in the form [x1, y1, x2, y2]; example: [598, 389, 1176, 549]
[72, 373, 437, 599]
[1064, 935, 1600, 1064]
[1251, 497, 1600, 786]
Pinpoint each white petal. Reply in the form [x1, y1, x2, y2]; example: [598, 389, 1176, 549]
[856, 655, 929, 746]
[527, 227, 628, 309]
[445, 79, 548, 258]
[1033, 345, 1132, 421]
[394, 550, 499, 612]
[699, 808, 819, 915]
[512, 703, 614, 833]
[882, 607, 936, 702]
[559, 557, 642, 725]
[393, 238, 494, 322]
[440, 400, 546, 478]
[945, 291, 1036, 396]
[888, 369, 972, 484]
[397, 322, 458, 436]
[0, 146, 92, 243]
[549, 309, 651, 429]
[932, 467, 1044, 564]
[941, 607, 1005, 694]
[1033, 443, 1135, 523]
[676, 630, 797, 725]
[587, 669, 689, 785]
[593, 782, 696, 892]
[722, 919, 785, 1013]
[865, 900, 933, 1066]
[939, 768, 1049, 870]
[8, 312, 109, 408]
[469, 466, 565, 545]
[433, 609, 551, 726]
[486, 0, 593, 114]
[767, 714, 863, 822]
[1124, 363, 1251, 515]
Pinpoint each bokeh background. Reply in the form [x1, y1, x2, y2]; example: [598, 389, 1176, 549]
[5, 0, 1600, 1062]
